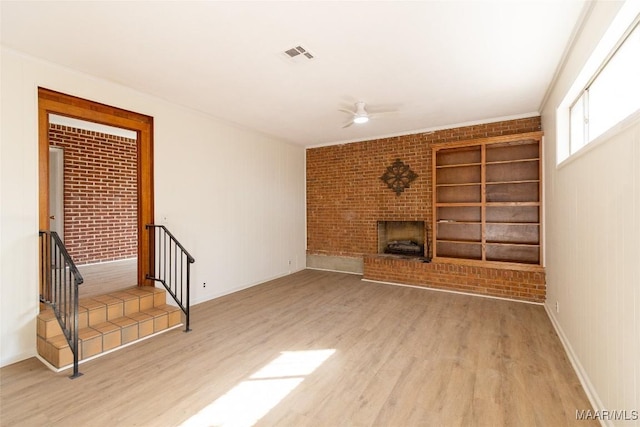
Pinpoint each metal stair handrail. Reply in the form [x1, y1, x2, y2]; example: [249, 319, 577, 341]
[39, 230, 83, 378]
[145, 225, 195, 332]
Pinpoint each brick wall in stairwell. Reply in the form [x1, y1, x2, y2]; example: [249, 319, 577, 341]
[49, 124, 137, 265]
[306, 116, 546, 303]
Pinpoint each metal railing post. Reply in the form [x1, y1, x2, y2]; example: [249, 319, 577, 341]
[145, 225, 194, 332]
[39, 230, 83, 378]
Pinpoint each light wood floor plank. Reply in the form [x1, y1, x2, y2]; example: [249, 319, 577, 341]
[1, 269, 595, 426]
[77, 258, 137, 297]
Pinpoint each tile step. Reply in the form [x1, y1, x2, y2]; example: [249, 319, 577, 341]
[38, 305, 183, 368]
[38, 286, 168, 339]
[37, 285, 182, 369]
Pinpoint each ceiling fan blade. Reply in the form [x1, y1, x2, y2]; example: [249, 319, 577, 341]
[342, 121, 354, 128]
[369, 110, 397, 119]
[338, 108, 355, 115]
[367, 102, 401, 114]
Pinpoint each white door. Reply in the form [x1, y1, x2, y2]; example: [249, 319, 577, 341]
[49, 146, 64, 240]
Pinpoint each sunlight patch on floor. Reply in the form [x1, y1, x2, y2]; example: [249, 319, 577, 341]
[179, 349, 336, 427]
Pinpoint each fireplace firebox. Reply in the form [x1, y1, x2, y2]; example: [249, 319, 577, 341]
[377, 221, 427, 258]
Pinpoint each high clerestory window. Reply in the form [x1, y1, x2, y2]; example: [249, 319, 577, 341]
[569, 22, 639, 154]
[558, 4, 640, 164]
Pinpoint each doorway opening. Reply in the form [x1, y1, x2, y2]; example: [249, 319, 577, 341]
[38, 88, 154, 293]
[47, 114, 140, 296]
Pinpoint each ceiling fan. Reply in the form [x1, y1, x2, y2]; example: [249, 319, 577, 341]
[339, 101, 394, 128]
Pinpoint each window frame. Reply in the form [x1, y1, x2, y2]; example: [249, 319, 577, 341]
[566, 20, 639, 159]
[556, 3, 640, 166]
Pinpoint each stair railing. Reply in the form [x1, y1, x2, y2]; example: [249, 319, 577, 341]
[39, 230, 83, 378]
[145, 225, 195, 331]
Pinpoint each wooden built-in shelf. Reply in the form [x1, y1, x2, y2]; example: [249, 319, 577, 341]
[432, 132, 543, 266]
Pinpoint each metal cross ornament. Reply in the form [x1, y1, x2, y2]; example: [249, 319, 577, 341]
[380, 159, 418, 195]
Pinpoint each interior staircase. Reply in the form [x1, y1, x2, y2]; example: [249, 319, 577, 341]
[37, 286, 182, 370]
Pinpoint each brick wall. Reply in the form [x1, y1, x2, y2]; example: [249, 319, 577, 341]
[363, 256, 545, 303]
[306, 116, 545, 302]
[49, 124, 137, 265]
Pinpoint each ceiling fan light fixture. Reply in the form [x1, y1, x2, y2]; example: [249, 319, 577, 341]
[353, 101, 369, 124]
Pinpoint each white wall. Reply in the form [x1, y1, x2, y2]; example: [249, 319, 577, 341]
[541, 2, 639, 424]
[0, 48, 306, 367]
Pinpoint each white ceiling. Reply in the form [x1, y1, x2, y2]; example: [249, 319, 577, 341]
[1, 1, 587, 147]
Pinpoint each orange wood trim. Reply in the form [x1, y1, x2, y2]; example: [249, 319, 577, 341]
[38, 88, 152, 125]
[539, 136, 545, 267]
[431, 145, 438, 259]
[431, 131, 543, 151]
[37, 87, 154, 287]
[38, 107, 50, 231]
[138, 119, 155, 287]
[480, 144, 487, 261]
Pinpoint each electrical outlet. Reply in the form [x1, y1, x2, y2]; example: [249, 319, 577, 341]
[556, 301, 559, 313]
[203, 282, 206, 288]
[288, 260, 291, 266]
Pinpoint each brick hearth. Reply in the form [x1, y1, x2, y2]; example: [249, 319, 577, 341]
[363, 255, 545, 303]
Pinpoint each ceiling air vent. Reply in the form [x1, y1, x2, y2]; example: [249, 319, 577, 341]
[284, 45, 314, 60]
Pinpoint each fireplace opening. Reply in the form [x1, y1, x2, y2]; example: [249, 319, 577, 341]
[385, 240, 423, 255]
[377, 221, 427, 259]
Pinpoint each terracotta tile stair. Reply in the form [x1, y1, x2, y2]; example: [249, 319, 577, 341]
[37, 286, 182, 369]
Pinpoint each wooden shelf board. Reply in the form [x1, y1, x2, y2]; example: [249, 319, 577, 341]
[435, 202, 483, 207]
[436, 240, 539, 247]
[486, 242, 540, 246]
[432, 256, 544, 271]
[486, 180, 540, 185]
[438, 219, 482, 225]
[485, 202, 540, 207]
[485, 221, 540, 225]
[435, 182, 481, 187]
[435, 162, 481, 169]
[486, 158, 539, 165]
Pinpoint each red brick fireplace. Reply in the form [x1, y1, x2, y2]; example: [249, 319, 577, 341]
[306, 116, 545, 302]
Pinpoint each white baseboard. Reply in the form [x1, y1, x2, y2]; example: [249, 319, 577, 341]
[306, 266, 363, 275]
[190, 267, 307, 306]
[544, 304, 609, 427]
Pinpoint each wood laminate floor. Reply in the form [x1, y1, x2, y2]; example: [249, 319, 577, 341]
[1, 269, 595, 426]
[77, 258, 138, 298]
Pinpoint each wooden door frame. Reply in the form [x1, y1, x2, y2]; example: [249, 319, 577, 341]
[38, 88, 154, 286]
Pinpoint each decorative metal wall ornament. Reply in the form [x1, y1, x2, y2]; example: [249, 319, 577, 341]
[380, 159, 418, 195]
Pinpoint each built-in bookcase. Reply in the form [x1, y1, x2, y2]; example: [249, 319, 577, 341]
[433, 132, 542, 267]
